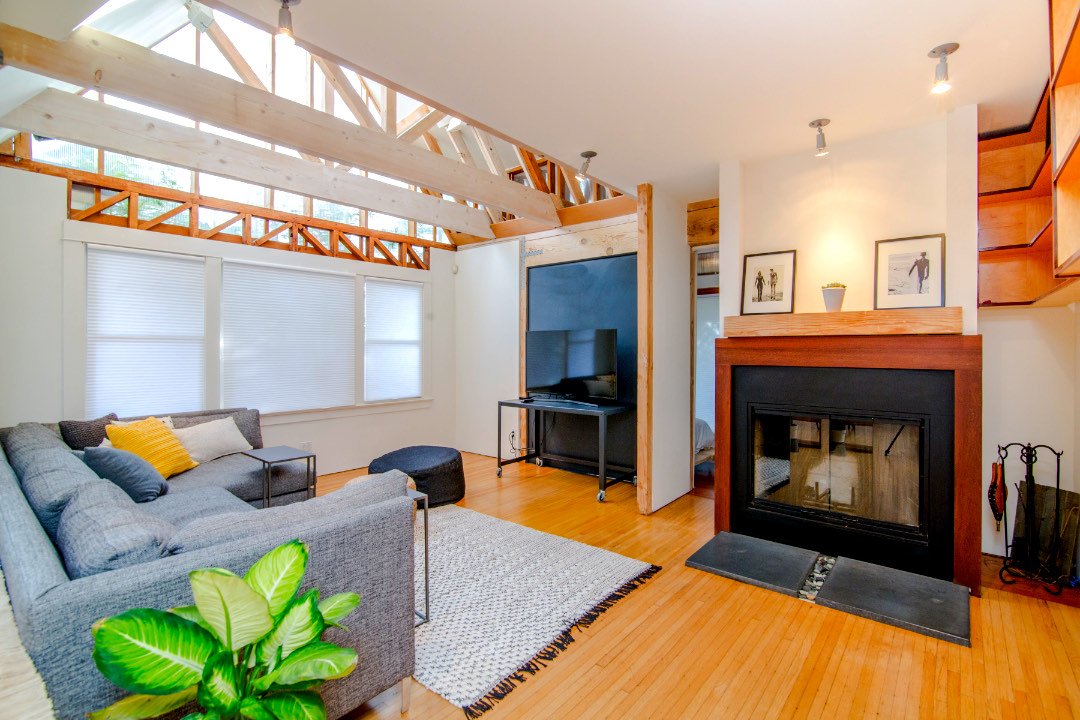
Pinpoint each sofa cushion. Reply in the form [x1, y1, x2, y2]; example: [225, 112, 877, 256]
[172, 416, 252, 463]
[58, 413, 119, 450]
[106, 417, 198, 479]
[165, 409, 263, 450]
[56, 480, 174, 578]
[165, 469, 409, 555]
[168, 453, 309, 504]
[139, 486, 254, 527]
[81, 446, 168, 503]
[2, 424, 102, 539]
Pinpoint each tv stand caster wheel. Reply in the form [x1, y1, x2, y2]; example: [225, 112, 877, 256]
[496, 468, 502, 478]
[597, 490, 606, 502]
[535, 458, 544, 467]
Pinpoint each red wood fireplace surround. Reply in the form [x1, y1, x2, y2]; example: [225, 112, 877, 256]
[714, 335, 983, 595]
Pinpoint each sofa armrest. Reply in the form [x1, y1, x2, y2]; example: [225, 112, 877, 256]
[29, 494, 415, 720]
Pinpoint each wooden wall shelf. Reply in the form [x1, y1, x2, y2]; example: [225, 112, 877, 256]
[723, 307, 962, 338]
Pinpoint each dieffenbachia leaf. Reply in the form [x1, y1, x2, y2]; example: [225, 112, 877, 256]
[88, 686, 197, 719]
[92, 609, 217, 695]
[317, 593, 360, 628]
[168, 605, 212, 634]
[261, 691, 327, 720]
[239, 697, 277, 720]
[271, 642, 357, 686]
[196, 651, 241, 715]
[244, 540, 309, 619]
[255, 590, 324, 664]
[190, 568, 273, 651]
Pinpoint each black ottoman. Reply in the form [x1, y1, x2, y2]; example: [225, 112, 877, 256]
[368, 445, 465, 507]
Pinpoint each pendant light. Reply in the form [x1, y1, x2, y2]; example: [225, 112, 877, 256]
[576, 150, 597, 181]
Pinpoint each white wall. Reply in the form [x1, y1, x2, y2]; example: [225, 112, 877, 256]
[979, 306, 1078, 555]
[0, 166, 456, 473]
[649, 187, 693, 510]
[0, 167, 67, 425]
[453, 242, 521, 458]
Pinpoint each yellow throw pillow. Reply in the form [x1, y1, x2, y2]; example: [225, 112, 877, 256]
[105, 417, 198, 479]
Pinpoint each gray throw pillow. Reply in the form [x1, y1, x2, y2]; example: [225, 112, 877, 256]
[58, 413, 119, 450]
[81, 447, 168, 503]
[56, 481, 174, 579]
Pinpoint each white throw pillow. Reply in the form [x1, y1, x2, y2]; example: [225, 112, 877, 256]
[98, 416, 174, 447]
[171, 417, 253, 463]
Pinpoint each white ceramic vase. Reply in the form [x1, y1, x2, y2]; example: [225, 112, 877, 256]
[822, 287, 845, 312]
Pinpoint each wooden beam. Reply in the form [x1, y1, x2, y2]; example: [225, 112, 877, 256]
[446, 126, 499, 222]
[487, 194, 638, 239]
[312, 56, 380, 129]
[687, 197, 719, 247]
[2, 89, 495, 238]
[383, 89, 397, 134]
[636, 183, 653, 515]
[0, 24, 560, 225]
[397, 108, 446, 145]
[559, 163, 587, 205]
[514, 147, 548, 192]
[471, 127, 505, 175]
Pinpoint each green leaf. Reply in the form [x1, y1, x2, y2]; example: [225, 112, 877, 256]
[92, 609, 217, 695]
[255, 590, 324, 664]
[239, 697, 277, 720]
[169, 605, 212, 633]
[244, 540, 309, 619]
[196, 652, 241, 714]
[190, 568, 273, 651]
[317, 593, 360, 628]
[262, 691, 327, 720]
[88, 686, 197, 719]
[272, 642, 357, 686]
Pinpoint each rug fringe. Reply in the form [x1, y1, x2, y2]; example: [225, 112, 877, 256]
[461, 564, 662, 718]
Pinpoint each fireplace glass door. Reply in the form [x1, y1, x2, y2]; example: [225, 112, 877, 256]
[752, 411, 923, 528]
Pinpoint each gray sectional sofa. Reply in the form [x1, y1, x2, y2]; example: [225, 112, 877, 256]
[0, 408, 416, 720]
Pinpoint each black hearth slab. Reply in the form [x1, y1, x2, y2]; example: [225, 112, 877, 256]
[685, 531, 819, 597]
[816, 557, 970, 646]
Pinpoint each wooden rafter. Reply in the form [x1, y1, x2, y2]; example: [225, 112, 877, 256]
[514, 147, 548, 192]
[2, 89, 495, 237]
[559, 163, 587, 205]
[397, 108, 446, 144]
[0, 24, 561, 226]
[71, 191, 129, 220]
[471, 127, 505, 175]
[383, 89, 397, 135]
[313, 56, 380, 129]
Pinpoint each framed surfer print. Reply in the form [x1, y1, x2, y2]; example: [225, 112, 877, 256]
[740, 250, 796, 315]
[874, 234, 945, 309]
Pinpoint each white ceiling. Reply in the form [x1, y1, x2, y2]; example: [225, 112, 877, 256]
[212, 0, 1047, 201]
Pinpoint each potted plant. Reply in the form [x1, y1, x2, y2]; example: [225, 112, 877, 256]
[821, 282, 846, 312]
[89, 539, 360, 720]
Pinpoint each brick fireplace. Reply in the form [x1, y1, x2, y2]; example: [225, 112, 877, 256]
[713, 334, 983, 594]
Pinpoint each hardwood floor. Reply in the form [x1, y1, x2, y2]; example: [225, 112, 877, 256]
[324, 453, 1080, 720]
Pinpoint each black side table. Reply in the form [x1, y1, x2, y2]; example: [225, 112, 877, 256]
[241, 445, 317, 508]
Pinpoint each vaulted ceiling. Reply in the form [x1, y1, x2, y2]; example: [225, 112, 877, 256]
[211, 0, 1047, 201]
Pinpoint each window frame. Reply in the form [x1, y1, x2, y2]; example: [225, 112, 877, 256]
[62, 221, 434, 422]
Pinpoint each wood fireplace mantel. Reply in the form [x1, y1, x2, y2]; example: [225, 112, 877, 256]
[713, 334, 983, 595]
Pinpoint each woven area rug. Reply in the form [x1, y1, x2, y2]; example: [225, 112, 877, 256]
[413, 505, 660, 717]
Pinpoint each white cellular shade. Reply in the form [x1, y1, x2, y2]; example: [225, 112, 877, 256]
[365, 278, 423, 402]
[86, 247, 205, 418]
[223, 262, 355, 413]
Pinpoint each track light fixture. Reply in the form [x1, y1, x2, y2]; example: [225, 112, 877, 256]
[184, 1, 215, 33]
[576, 150, 597, 181]
[928, 43, 959, 95]
[809, 119, 830, 158]
[276, 0, 301, 45]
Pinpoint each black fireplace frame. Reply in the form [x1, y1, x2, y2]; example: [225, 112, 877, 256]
[731, 366, 955, 580]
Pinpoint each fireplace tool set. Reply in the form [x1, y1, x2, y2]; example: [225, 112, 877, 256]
[989, 443, 1069, 594]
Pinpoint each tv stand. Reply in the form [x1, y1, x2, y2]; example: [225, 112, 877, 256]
[496, 398, 635, 502]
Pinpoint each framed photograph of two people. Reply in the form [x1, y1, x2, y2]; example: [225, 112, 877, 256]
[874, 234, 945, 309]
[740, 250, 796, 315]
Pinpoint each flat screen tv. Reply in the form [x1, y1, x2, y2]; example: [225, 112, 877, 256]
[525, 329, 617, 400]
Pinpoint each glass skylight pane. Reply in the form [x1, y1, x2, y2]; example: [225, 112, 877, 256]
[368, 213, 409, 236]
[274, 41, 310, 105]
[152, 23, 195, 64]
[200, 173, 267, 206]
[104, 152, 193, 192]
[198, 35, 242, 82]
[313, 199, 359, 226]
[216, 12, 271, 87]
[31, 137, 96, 172]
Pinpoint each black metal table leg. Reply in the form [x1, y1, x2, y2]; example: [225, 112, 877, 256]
[597, 414, 607, 502]
[496, 402, 502, 477]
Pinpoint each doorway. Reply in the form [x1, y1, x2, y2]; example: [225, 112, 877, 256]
[691, 247, 720, 498]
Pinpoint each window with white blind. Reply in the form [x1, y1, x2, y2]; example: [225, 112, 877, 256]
[364, 278, 423, 402]
[86, 247, 205, 417]
[222, 262, 356, 413]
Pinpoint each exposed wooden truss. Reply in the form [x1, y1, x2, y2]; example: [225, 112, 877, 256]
[686, 197, 719, 246]
[0, 156, 440, 269]
[397, 108, 447, 145]
[454, 195, 638, 246]
[0, 23, 562, 226]
[0, 89, 495, 237]
[313, 56, 381, 129]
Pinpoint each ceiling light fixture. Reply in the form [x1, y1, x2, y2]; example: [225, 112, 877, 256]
[276, 0, 301, 45]
[809, 119, 830, 158]
[576, 150, 597, 181]
[928, 43, 959, 95]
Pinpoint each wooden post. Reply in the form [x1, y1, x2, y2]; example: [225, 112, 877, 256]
[636, 183, 653, 515]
